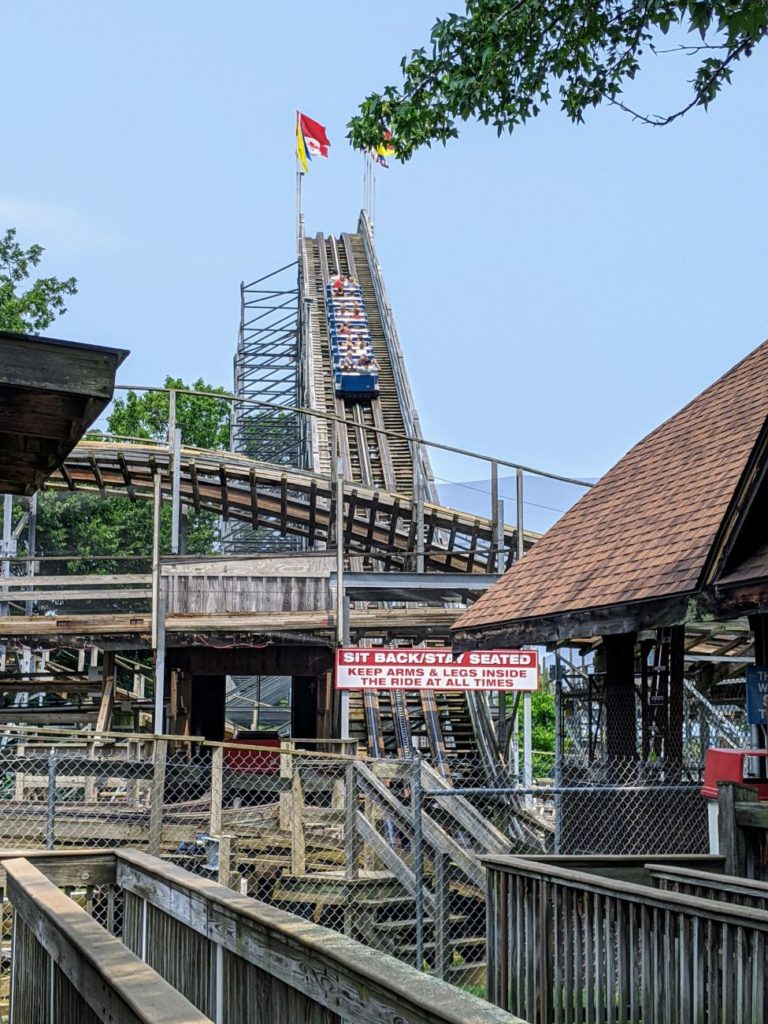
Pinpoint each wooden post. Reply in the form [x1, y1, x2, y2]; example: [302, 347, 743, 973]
[604, 632, 638, 761]
[290, 765, 306, 876]
[216, 833, 237, 889]
[718, 781, 758, 877]
[148, 738, 168, 856]
[344, 763, 361, 880]
[210, 746, 224, 836]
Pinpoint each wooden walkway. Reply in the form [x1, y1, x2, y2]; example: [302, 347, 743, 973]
[4, 849, 524, 1023]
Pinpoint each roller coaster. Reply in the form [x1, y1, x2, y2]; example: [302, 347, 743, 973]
[5, 210, 585, 776]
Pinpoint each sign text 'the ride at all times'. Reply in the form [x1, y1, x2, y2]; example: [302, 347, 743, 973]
[334, 648, 538, 692]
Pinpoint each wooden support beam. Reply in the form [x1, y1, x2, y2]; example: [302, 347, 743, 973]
[280, 474, 288, 536]
[95, 650, 114, 733]
[219, 464, 229, 521]
[190, 461, 201, 512]
[308, 480, 317, 546]
[249, 468, 259, 529]
[117, 452, 135, 500]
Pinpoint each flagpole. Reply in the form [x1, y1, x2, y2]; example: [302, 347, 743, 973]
[296, 164, 303, 253]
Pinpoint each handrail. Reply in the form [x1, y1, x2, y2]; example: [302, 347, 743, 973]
[358, 209, 439, 501]
[647, 860, 768, 902]
[485, 853, 768, 1022]
[482, 854, 768, 927]
[115, 848, 522, 1024]
[5, 856, 211, 1023]
[110, 383, 594, 489]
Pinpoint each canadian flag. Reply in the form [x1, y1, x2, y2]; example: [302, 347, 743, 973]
[298, 113, 330, 159]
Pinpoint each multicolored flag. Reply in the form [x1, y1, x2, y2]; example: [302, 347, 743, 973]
[372, 131, 395, 168]
[369, 148, 389, 169]
[296, 112, 330, 173]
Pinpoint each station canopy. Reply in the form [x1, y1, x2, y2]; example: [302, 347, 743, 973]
[453, 338, 768, 648]
[0, 330, 128, 495]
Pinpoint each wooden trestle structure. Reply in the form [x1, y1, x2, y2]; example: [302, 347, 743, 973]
[48, 439, 536, 573]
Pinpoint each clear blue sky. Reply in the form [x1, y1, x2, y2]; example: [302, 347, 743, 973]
[3, 2, 767, 488]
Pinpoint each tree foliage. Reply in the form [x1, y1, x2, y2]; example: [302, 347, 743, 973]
[36, 378, 231, 570]
[0, 228, 77, 333]
[348, 1, 768, 159]
[108, 377, 230, 450]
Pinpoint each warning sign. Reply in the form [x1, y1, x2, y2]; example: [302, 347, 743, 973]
[334, 648, 538, 691]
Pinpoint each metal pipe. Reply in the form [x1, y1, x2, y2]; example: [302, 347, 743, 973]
[1, 494, 12, 617]
[423, 784, 701, 797]
[170, 427, 182, 555]
[114, 384, 594, 489]
[25, 494, 37, 616]
[150, 474, 162, 650]
[154, 594, 166, 735]
[523, 690, 533, 806]
[516, 467, 525, 560]
[410, 751, 425, 970]
[490, 460, 499, 573]
[335, 432, 348, 739]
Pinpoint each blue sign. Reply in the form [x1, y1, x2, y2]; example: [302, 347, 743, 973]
[745, 666, 768, 725]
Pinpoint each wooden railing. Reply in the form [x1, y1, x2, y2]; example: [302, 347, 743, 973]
[648, 861, 768, 910]
[484, 853, 768, 1024]
[114, 848, 522, 1023]
[5, 855, 211, 1024]
[1, 848, 524, 1024]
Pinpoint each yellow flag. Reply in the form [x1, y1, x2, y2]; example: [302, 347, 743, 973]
[296, 113, 308, 173]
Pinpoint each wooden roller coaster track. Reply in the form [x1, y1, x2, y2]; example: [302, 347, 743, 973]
[47, 440, 537, 574]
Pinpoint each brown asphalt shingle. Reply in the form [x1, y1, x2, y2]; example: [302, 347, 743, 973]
[454, 340, 768, 634]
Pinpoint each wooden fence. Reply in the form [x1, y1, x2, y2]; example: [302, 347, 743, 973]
[5, 855, 210, 1024]
[116, 848, 522, 1023]
[3, 848, 523, 1024]
[484, 853, 768, 1024]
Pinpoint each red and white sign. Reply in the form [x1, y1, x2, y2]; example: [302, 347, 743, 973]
[335, 648, 538, 692]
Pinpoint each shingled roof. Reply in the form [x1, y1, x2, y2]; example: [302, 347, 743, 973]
[453, 340, 768, 646]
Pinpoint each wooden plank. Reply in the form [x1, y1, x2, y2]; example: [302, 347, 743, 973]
[0, 573, 151, 588]
[0, 588, 151, 602]
[249, 468, 259, 529]
[95, 651, 115, 733]
[5, 857, 212, 1023]
[117, 851, 514, 1024]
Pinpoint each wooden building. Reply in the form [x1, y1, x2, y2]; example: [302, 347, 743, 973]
[0, 329, 128, 494]
[453, 339, 768, 760]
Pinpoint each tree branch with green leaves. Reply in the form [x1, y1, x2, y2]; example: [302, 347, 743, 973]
[348, 1, 768, 159]
[0, 228, 77, 333]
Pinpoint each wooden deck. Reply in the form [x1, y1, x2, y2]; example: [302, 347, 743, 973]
[4, 849, 524, 1023]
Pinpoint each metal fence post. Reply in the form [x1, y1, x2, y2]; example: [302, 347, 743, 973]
[554, 654, 563, 855]
[410, 751, 425, 970]
[45, 747, 57, 850]
[490, 460, 498, 573]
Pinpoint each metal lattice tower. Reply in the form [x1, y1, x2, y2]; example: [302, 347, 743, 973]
[223, 261, 304, 552]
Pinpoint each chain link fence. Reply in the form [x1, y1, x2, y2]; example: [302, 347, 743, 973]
[0, 724, 722, 1015]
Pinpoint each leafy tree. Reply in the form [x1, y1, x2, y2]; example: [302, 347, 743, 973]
[505, 676, 556, 778]
[35, 378, 231, 571]
[348, 1, 768, 160]
[108, 377, 230, 449]
[0, 228, 77, 333]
